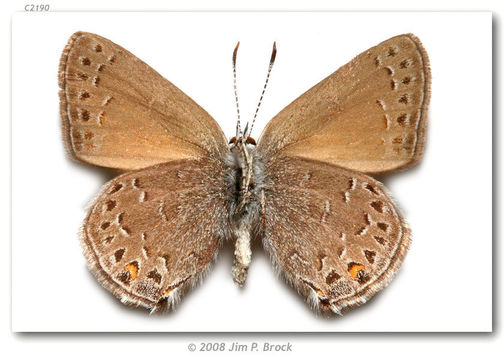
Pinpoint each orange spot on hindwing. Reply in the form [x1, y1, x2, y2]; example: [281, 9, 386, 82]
[163, 288, 174, 296]
[348, 262, 365, 280]
[124, 261, 139, 280]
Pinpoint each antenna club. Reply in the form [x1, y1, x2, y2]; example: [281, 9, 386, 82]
[233, 42, 240, 64]
[232, 42, 242, 137]
[270, 42, 277, 64]
[247, 41, 278, 137]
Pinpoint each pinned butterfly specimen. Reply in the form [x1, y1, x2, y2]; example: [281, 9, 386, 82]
[58, 32, 430, 315]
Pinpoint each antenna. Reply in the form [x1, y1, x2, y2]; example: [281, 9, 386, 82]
[248, 41, 277, 137]
[232, 42, 242, 138]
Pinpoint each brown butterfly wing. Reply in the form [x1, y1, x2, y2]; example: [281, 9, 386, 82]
[261, 155, 410, 314]
[81, 157, 232, 311]
[257, 34, 431, 174]
[59, 32, 228, 171]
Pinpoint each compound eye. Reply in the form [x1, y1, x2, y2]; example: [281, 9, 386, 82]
[229, 136, 237, 144]
[245, 137, 257, 145]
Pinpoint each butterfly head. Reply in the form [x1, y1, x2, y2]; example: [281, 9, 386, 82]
[229, 136, 256, 148]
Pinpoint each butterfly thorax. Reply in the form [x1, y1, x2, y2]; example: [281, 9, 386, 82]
[228, 137, 265, 286]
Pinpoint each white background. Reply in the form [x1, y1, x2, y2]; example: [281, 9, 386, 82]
[3, 0, 502, 359]
[10, 11, 492, 332]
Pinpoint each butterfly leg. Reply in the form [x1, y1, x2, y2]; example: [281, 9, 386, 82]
[235, 143, 253, 214]
[242, 145, 253, 203]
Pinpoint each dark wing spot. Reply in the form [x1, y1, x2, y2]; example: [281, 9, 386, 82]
[109, 183, 123, 194]
[370, 201, 384, 213]
[326, 270, 341, 285]
[106, 200, 116, 211]
[114, 248, 125, 262]
[147, 269, 162, 284]
[377, 222, 389, 232]
[364, 250, 376, 264]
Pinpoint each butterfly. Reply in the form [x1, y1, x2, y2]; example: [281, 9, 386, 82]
[58, 32, 430, 315]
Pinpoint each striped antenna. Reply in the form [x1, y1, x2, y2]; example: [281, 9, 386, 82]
[232, 42, 242, 138]
[248, 41, 277, 137]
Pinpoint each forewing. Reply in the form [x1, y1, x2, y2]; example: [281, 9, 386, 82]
[81, 157, 232, 311]
[257, 34, 431, 174]
[59, 32, 228, 171]
[262, 155, 410, 314]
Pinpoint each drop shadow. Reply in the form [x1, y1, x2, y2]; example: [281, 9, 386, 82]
[65, 156, 120, 188]
[491, 12, 500, 336]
